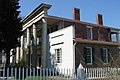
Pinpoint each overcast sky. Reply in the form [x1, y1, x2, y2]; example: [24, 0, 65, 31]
[19, 0, 120, 28]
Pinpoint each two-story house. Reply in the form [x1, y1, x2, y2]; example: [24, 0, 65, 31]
[14, 3, 120, 69]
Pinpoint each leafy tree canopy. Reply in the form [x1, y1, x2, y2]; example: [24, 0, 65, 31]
[0, 0, 22, 64]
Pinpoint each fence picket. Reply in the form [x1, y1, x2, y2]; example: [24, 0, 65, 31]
[40, 68, 42, 80]
[46, 68, 48, 80]
[49, 68, 51, 78]
[60, 68, 62, 79]
[30, 68, 31, 80]
[58, 68, 61, 80]
[37, 68, 38, 80]
[3, 67, 5, 80]
[43, 68, 45, 79]
[18, 68, 20, 80]
[33, 68, 35, 79]
[11, 67, 13, 78]
[15, 68, 17, 80]
[52, 68, 54, 80]
[96, 68, 98, 78]
[7, 68, 9, 79]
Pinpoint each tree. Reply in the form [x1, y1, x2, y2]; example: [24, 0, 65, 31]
[0, 0, 22, 66]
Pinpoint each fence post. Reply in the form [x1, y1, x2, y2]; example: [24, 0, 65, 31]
[77, 63, 85, 80]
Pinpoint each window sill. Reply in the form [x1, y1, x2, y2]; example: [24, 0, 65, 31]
[86, 63, 93, 65]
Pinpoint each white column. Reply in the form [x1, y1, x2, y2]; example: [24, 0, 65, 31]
[27, 28, 30, 48]
[16, 47, 20, 63]
[26, 28, 30, 67]
[41, 18, 47, 68]
[32, 24, 37, 68]
[20, 35, 24, 60]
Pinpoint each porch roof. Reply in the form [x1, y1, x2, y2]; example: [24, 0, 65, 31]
[73, 38, 120, 46]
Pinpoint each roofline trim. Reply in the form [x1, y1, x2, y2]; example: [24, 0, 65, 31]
[22, 3, 52, 22]
[73, 38, 120, 46]
[45, 15, 120, 30]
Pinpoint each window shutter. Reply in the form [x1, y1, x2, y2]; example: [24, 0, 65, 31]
[108, 49, 110, 63]
[92, 48, 95, 64]
[84, 47, 87, 64]
[100, 48, 104, 62]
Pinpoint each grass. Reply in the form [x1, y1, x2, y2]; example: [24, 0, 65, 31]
[25, 76, 57, 80]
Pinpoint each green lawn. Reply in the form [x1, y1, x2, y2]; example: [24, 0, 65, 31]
[25, 76, 60, 80]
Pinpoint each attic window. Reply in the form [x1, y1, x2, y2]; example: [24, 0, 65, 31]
[87, 26, 93, 40]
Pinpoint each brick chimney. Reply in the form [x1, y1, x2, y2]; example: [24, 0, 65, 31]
[72, 8, 80, 21]
[96, 14, 103, 25]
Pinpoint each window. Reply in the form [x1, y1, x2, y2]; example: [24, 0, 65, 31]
[111, 33, 117, 42]
[24, 37, 27, 44]
[55, 48, 62, 63]
[87, 27, 93, 39]
[24, 37, 27, 48]
[84, 47, 93, 64]
[101, 48, 108, 63]
[51, 25, 58, 32]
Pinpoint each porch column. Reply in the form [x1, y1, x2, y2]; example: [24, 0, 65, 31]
[32, 24, 37, 67]
[41, 18, 47, 68]
[20, 35, 24, 60]
[26, 27, 31, 67]
[16, 46, 20, 63]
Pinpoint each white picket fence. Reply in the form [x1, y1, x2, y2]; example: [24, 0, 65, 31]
[85, 68, 120, 80]
[0, 68, 77, 80]
[0, 67, 120, 80]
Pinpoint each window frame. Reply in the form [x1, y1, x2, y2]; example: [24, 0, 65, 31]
[55, 48, 62, 64]
[87, 26, 93, 40]
[102, 48, 108, 64]
[86, 47, 93, 65]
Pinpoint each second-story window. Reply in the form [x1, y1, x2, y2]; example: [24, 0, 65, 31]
[87, 26, 93, 40]
[111, 33, 118, 42]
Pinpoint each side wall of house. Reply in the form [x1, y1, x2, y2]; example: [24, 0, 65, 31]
[74, 23, 119, 68]
[75, 23, 110, 41]
[48, 25, 75, 69]
[75, 43, 119, 68]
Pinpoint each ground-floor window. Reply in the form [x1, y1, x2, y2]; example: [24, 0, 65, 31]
[101, 48, 108, 63]
[84, 47, 93, 65]
[55, 48, 62, 63]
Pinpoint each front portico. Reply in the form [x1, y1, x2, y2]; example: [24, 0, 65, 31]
[17, 3, 52, 68]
